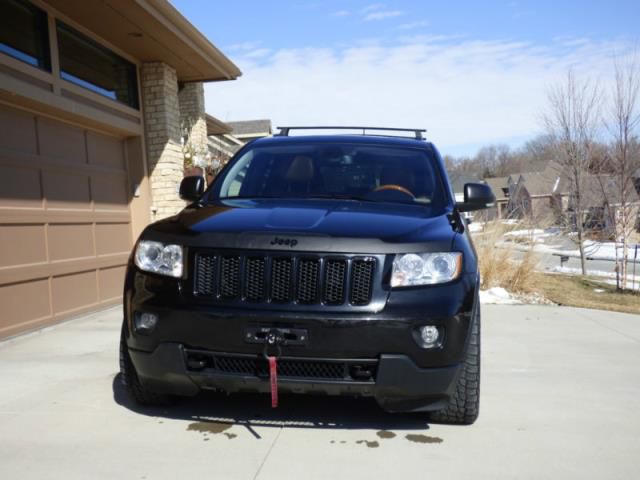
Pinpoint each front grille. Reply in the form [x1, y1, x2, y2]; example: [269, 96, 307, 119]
[194, 252, 377, 306]
[220, 256, 240, 298]
[324, 260, 347, 304]
[271, 257, 292, 302]
[185, 350, 378, 382]
[245, 257, 266, 301]
[350, 259, 375, 305]
[297, 258, 320, 303]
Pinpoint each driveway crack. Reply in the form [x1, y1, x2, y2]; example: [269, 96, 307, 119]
[253, 424, 284, 480]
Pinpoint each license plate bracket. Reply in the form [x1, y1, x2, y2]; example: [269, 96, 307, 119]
[244, 326, 309, 346]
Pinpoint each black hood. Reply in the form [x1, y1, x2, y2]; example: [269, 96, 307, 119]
[146, 199, 456, 254]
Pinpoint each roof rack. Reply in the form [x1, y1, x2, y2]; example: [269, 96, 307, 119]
[275, 126, 427, 140]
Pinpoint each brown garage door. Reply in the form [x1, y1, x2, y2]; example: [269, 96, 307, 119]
[0, 103, 133, 339]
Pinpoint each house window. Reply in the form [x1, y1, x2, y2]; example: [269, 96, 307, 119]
[56, 21, 139, 109]
[0, 0, 51, 71]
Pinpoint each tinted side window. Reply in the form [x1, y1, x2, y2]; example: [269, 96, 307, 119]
[56, 21, 139, 109]
[0, 0, 50, 71]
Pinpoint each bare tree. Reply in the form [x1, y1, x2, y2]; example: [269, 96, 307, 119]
[544, 69, 602, 275]
[605, 56, 640, 289]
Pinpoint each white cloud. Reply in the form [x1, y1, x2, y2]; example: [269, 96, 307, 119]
[397, 20, 430, 30]
[364, 10, 405, 21]
[207, 37, 633, 156]
[332, 10, 350, 17]
[243, 48, 272, 59]
[361, 4, 384, 13]
[225, 41, 262, 52]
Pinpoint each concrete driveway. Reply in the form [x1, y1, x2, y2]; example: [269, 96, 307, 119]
[1, 305, 639, 480]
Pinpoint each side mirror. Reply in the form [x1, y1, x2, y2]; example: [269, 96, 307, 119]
[179, 176, 205, 201]
[457, 182, 496, 212]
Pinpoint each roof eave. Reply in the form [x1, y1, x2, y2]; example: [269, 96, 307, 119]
[137, 0, 242, 81]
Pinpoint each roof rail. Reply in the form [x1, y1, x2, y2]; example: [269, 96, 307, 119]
[275, 126, 427, 140]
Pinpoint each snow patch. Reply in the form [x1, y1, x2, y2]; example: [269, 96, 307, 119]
[480, 287, 554, 305]
[480, 287, 522, 305]
[468, 222, 484, 233]
[549, 266, 640, 290]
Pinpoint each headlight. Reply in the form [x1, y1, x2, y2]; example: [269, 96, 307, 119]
[134, 241, 183, 278]
[391, 252, 462, 287]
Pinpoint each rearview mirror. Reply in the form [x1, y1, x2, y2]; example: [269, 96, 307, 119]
[179, 176, 205, 201]
[456, 182, 496, 212]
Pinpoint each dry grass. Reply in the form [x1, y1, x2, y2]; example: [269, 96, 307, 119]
[473, 221, 537, 294]
[472, 220, 640, 314]
[532, 273, 640, 314]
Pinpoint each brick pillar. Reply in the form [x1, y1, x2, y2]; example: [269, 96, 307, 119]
[140, 62, 185, 220]
[178, 82, 208, 160]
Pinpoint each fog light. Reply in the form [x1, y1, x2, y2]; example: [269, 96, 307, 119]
[135, 312, 158, 333]
[417, 325, 440, 348]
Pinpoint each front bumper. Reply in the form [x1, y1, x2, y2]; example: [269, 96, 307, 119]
[128, 343, 462, 412]
[123, 268, 478, 411]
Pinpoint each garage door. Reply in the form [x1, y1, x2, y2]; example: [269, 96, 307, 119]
[0, 103, 133, 339]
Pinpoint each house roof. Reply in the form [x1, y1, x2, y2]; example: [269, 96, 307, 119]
[505, 161, 569, 197]
[206, 114, 232, 135]
[227, 119, 273, 137]
[46, 0, 241, 82]
[484, 176, 509, 201]
[582, 175, 640, 207]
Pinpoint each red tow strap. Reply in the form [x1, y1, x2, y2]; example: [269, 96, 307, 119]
[268, 356, 278, 408]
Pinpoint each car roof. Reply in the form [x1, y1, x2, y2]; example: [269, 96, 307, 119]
[249, 134, 435, 149]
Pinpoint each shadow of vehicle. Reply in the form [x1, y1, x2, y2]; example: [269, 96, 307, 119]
[112, 373, 432, 438]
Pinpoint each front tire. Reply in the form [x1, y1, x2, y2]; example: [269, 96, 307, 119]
[119, 322, 173, 406]
[429, 306, 480, 425]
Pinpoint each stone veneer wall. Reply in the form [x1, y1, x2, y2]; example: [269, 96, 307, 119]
[140, 62, 187, 220]
[178, 82, 208, 153]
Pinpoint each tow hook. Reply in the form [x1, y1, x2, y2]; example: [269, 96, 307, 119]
[262, 329, 284, 408]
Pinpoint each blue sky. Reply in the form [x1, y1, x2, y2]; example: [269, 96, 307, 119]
[172, 1, 639, 156]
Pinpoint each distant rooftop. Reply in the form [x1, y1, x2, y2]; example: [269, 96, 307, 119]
[227, 119, 272, 137]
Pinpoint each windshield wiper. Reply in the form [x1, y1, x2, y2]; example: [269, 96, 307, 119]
[216, 194, 375, 202]
[296, 194, 375, 202]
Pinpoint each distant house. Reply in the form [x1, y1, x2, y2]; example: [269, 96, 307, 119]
[226, 119, 273, 143]
[483, 161, 640, 234]
[483, 176, 510, 219]
[206, 114, 242, 162]
[206, 117, 274, 172]
[577, 175, 640, 235]
[484, 161, 568, 221]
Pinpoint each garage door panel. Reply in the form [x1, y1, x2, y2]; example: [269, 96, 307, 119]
[52, 271, 98, 315]
[0, 107, 134, 339]
[92, 174, 129, 210]
[87, 131, 126, 169]
[99, 266, 126, 301]
[43, 171, 91, 209]
[38, 117, 87, 164]
[96, 223, 130, 256]
[0, 164, 42, 208]
[0, 225, 47, 268]
[0, 105, 37, 155]
[0, 279, 51, 334]
[48, 224, 94, 261]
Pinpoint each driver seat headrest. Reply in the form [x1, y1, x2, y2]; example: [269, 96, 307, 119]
[286, 156, 315, 182]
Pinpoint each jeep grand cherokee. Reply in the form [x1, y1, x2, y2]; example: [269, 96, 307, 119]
[119, 126, 495, 425]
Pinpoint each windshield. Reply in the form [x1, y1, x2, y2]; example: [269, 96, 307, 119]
[210, 143, 448, 207]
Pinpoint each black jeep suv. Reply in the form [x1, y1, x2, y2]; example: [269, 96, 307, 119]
[120, 127, 494, 424]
